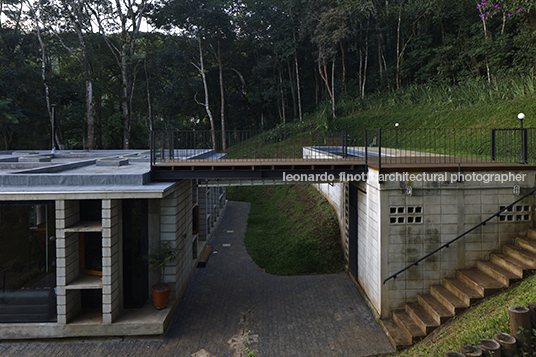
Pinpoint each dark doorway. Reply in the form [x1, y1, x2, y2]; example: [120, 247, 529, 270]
[348, 183, 358, 281]
[122, 200, 149, 308]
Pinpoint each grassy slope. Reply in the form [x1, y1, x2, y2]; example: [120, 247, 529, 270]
[334, 95, 536, 134]
[227, 184, 345, 275]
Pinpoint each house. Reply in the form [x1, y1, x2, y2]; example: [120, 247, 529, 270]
[0, 150, 226, 339]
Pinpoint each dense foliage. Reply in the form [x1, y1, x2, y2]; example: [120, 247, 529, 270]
[1, 0, 535, 150]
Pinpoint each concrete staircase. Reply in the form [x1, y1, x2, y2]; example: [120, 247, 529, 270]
[381, 228, 536, 350]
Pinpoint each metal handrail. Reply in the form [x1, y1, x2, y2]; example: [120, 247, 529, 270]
[383, 187, 536, 284]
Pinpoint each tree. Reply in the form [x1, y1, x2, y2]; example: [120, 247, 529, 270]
[154, 0, 234, 150]
[90, 0, 150, 149]
[41, 0, 95, 149]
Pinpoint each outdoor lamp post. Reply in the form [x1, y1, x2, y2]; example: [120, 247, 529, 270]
[518, 113, 527, 163]
[518, 112, 525, 128]
[395, 122, 399, 149]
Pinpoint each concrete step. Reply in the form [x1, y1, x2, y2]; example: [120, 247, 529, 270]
[502, 245, 536, 268]
[515, 236, 536, 255]
[490, 252, 532, 278]
[417, 294, 452, 325]
[442, 278, 482, 306]
[405, 302, 439, 335]
[527, 228, 536, 240]
[380, 319, 412, 350]
[393, 310, 426, 344]
[477, 260, 521, 287]
[430, 285, 468, 315]
[456, 268, 505, 297]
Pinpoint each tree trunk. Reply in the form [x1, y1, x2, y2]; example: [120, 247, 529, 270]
[279, 65, 286, 124]
[331, 59, 336, 121]
[73, 14, 94, 150]
[196, 38, 216, 150]
[340, 42, 346, 93]
[144, 59, 152, 131]
[396, 5, 401, 89]
[294, 52, 303, 122]
[362, 19, 369, 99]
[317, 51, 335, 121]
[359, 44, 363, 97]
[120, 50, 132, 149]
[28, 1, 59, 150]
[287, 60, 297, 119]
[314, 62, 319, 105]
[95, 93, 102, 149]
[477, 6, 492, 83]
[217, 41, 226, 153]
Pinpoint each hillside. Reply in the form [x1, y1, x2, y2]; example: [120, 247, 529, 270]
[329, 82, 536, 135]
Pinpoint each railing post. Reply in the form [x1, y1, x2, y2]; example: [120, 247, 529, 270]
[378, 128, 382, 182]
[160, 131, 165, 161]
[169, 130, 174, 161]
[150, 131, 154, 165]
[490, 129, 496, 161]
[342, 130, 347, 158]
[522, 128, 528, 164]
[365, 130, 368, 166]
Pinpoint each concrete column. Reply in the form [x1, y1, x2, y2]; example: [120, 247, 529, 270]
[102, 199, 122, 324]
[55, 200, 80, 324]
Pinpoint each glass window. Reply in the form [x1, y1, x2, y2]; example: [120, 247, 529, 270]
[0, 202, 56, 323]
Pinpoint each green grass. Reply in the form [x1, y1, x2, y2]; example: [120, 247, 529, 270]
[227, 184, 345, 275]
[333, 94, 536, 136]
[396, 274, 536, 356]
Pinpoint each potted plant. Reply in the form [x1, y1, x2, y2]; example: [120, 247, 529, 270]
[144, 241, 180, 310]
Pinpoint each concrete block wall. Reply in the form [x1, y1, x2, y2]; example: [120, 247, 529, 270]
[55, 200, 81, 324]
[381, 170, 536, 316]
[159, 181, 195, 300]
[198, 186, 209, 241]
[102, 199, 122, 324]
[197, 183, 226, 243]
[357, 169, 383, 313]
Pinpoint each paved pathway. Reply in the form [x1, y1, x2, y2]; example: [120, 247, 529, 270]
[0, 201, 394, 357]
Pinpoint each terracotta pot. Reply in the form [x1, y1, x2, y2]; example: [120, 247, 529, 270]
[151, 282, 171, 310]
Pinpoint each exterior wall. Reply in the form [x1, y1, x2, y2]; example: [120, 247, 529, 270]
[198, 183, 227, 243]
[381, 170, 536, 316]
[316, 166, 536, 318]
[159, 180, 194, 300]
[357, 169, 383, 313]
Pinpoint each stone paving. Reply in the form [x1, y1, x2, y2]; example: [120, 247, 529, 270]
[0, 201, 394, 357]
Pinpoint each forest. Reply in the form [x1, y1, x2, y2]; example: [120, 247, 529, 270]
[0, 0, 535, 150]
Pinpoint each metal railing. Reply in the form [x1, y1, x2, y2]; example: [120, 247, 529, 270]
[150, 127, 536, 166]
[383, 187, 536, 285]
[150, 129, 352, 164]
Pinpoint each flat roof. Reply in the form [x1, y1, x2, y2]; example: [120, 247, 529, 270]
[0, 150, 177, 199]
